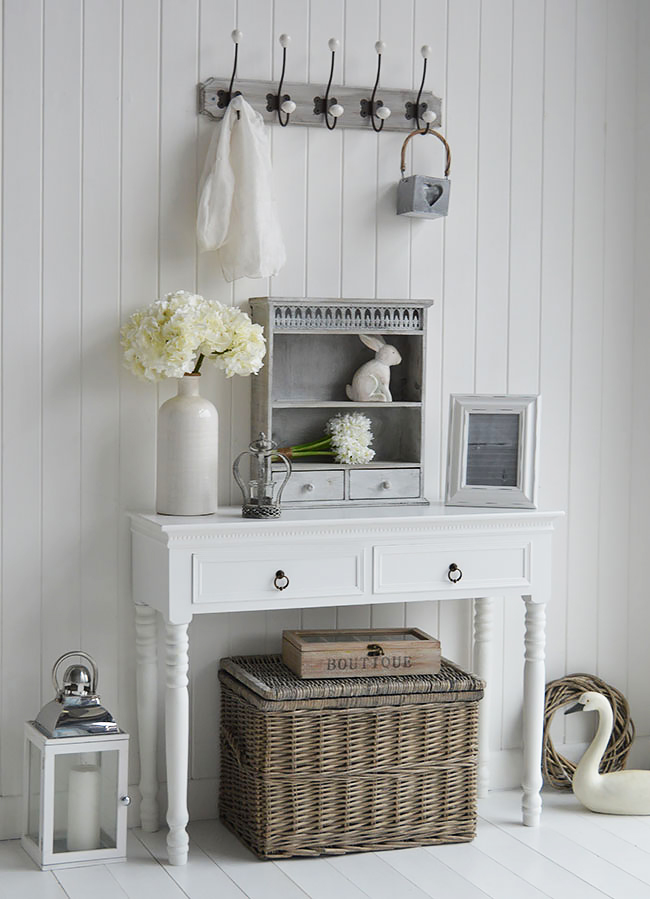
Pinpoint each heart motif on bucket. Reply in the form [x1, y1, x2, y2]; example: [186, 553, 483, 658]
[424, 182, 443, 206]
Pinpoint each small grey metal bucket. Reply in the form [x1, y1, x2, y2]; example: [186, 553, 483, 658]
[397, 127, 451, 219]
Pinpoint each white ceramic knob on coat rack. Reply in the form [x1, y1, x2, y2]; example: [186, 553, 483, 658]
[328, 39, 343, 116]
[373, 41, 391, 120]
[422, 109, 437, 124]
[232, 29, 242, 43]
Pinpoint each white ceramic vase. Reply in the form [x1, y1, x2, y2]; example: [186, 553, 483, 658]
[156, 374, 218, 515]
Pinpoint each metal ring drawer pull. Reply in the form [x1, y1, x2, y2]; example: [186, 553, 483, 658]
[448, 563, 462, 583]
[274, 570, 290, 591]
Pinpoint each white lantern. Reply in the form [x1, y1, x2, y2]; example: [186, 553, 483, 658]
[21, 652, 130, 870]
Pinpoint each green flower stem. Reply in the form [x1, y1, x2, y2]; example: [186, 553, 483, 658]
[289, 436, 332, 453]
[192, 349, 226, 375]
[290, 450, 336, 458]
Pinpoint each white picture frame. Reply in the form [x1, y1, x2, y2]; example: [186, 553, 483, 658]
[446, 394, 540, 508]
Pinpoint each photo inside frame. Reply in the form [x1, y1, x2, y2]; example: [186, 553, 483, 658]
[465, 412, 520, 487]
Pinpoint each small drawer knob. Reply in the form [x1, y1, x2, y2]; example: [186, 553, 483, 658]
[448, 563, 463, 584]
[120, 795, 131, 806]
[303, 482, 315, 492]
[381, 480, 392, 490]
[274, 570, 290, 591]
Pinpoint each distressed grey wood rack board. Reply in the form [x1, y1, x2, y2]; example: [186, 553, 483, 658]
[249, 297, 433, 509]
[198, 79, 442, 132]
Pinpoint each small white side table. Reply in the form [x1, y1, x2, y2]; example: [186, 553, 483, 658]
[130, 504, 562, 866]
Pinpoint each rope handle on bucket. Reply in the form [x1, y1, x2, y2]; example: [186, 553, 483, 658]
[400, 128, 452, 178]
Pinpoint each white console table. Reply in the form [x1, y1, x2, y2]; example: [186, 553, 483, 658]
[129, 504, 562, 866]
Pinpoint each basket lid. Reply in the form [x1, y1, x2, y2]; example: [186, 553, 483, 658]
[219, 654, 484, 703]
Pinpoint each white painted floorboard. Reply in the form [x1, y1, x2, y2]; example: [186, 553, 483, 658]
[4, 791, 650, 899]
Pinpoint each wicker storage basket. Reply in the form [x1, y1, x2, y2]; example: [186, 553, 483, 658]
[219, 654, 484, 859]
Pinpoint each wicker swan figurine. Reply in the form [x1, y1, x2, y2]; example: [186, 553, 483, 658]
[565, 691, 650, 814]
[346, 334, 402, 402]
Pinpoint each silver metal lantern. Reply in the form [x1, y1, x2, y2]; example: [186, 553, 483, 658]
[397, 127, 451, 219]
[233, 432, 292, 518]
[22, 652, 130, 870]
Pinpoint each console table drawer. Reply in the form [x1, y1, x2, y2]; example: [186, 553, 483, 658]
[192, 545, 366, 605]
[374, 543, 531, 594]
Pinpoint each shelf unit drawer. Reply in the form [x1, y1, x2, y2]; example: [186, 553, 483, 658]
[193, 545, 366, 605]
[350, 467, 421, 500]
[374, 542, 531, 594]
[281, 469, 345, 503]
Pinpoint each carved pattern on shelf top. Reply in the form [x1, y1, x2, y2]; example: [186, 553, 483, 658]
[130, 513, 560, 545]
[272, 303, 425, 332]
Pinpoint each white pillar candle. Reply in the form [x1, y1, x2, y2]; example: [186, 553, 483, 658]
[66, 764, 101, 851]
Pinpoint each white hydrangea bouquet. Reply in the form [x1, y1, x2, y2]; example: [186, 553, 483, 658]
[121, 289, 265, 381]
[279, 413, 375, 465]
[121, 290, 266, 517]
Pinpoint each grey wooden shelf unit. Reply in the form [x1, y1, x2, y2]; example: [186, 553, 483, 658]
[249, 297, 433, 509]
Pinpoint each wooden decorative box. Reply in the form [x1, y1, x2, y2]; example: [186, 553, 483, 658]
[282, 627, 441, 679]
[219, 654, 483, 858]
[249, 297, 433, 508]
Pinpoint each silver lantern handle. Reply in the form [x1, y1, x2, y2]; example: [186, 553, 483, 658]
[52, 650, 99, 696]
[273, 451, 292, 505]
[231, 449, 250, 501]
[400, 127, 451, 178]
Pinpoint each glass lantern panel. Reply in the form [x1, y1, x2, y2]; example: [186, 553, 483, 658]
[27, 740, 42, 845]
[52, 749, 119, 854]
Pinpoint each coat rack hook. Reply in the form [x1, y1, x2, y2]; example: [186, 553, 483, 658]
[313, 38, 344, 130]
[266, 34, 296, 126]
[405, 45, 437, 131]
[361, 41, 392, 132]
[218, 29, 243, 117]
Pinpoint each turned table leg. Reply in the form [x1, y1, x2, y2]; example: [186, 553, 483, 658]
[135, 603, 159, 832]
[473, 596, 494, 798]
[522, 597, 546, 826]
[165, 621, 190, 865]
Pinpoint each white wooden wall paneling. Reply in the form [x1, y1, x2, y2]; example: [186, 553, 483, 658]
[81, 0, 122, 735]
[40, 0, 83, 713]
[565, 0, 607, 746]
[306, 0, 344, 301]
[596, 0, 635, 694]
[474, 0, 514, 757]
[375, 0, 412, 302]
[1, 0, 44, 796]
[629, 0, 650, 742]
[270, 0, 309, 300]
[0, 0, 646, 827]
[501, 0, 544, 754]
[340, 0, 378, 301]
[118, 0, 161, 787]
[537, 0, 575, 745]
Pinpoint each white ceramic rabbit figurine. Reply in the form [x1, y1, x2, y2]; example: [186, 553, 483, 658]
[346, 334, 402, 402]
